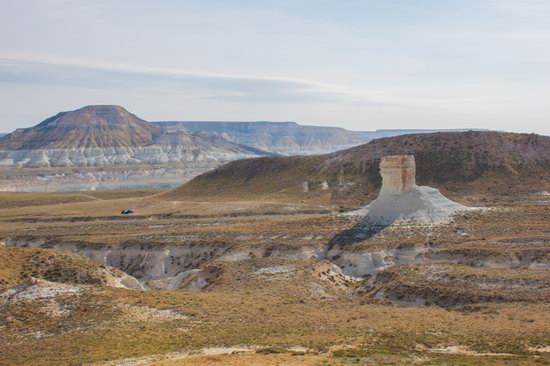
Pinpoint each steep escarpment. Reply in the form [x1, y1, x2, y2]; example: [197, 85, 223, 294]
[167, 131, 550, 204]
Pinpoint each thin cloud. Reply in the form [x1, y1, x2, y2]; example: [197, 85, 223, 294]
[0, 55, 393, 106]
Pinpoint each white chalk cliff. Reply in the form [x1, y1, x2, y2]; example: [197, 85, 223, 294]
[0, 145, 267, 168]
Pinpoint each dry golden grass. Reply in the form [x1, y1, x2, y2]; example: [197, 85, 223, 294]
[151, 352, 550, 366]
[0, 191, 549, 365]
[0, 245, 126, 291]
[0, 188, 163, 209]
[2, 281, 549, 365]
[151, 352, 326, 366]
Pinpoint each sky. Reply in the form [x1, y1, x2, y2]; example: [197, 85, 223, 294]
[1, 0, 549, 134]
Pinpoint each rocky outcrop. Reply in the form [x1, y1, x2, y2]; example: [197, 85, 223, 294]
[351, 155, 468, 224]
[379, 155, 417, 194]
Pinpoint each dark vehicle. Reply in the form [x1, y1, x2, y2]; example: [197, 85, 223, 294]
[121, 209, 135, 215]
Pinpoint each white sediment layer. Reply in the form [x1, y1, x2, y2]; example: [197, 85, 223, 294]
[0, 144, 261, 168]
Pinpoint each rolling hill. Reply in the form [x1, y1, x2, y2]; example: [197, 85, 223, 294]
[165, 131, 550, 205]
[358, 128, 489, 139]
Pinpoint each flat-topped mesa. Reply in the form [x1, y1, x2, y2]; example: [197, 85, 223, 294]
[380, 155, 416, 194]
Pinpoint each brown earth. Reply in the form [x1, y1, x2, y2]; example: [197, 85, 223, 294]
[0, 185, 549, 365]
[166, 131, 550, 206]
[0, 105, 163, 149]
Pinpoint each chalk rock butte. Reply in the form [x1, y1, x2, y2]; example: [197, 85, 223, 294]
[353, 155, 468, 225]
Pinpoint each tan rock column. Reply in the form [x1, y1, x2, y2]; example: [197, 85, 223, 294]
[379, 155, 416, 194]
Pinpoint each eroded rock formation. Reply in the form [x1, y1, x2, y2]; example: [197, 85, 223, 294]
[379, 155, 417, 194]
[352, 155, 468, 225]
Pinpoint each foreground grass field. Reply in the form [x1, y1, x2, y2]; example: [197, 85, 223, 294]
[0, 189, 549, 365]
[2, 279, 549, 365]
[0, 188, 164, 209]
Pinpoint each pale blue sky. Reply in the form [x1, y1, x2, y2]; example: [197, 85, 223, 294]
[1, 0, 549, 134]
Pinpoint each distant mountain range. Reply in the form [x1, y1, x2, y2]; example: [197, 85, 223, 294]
[0, 105, 497, 192]
[0, 106, 275, 191]
[155, 121, 486, 155]
[0, 106, 490, 166]
[155, 121, 367, 155]
[0, 106, 273, 168]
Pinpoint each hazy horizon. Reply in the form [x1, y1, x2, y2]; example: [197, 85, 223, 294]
[1, 0, 550, 135]
[0, 103, 493, 134]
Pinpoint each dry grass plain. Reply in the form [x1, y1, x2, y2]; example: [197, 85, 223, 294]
[0, 189, 549, 365]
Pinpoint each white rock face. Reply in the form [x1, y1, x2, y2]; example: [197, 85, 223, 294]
[0, 144, 262, 168]
[327, 247, 429, 277]
[351, 155, 468, 225]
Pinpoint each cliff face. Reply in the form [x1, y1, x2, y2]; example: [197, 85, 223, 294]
[156, 121, 369, 155]
[0, 106, 273, 168]
[0, 145, 271, 168]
